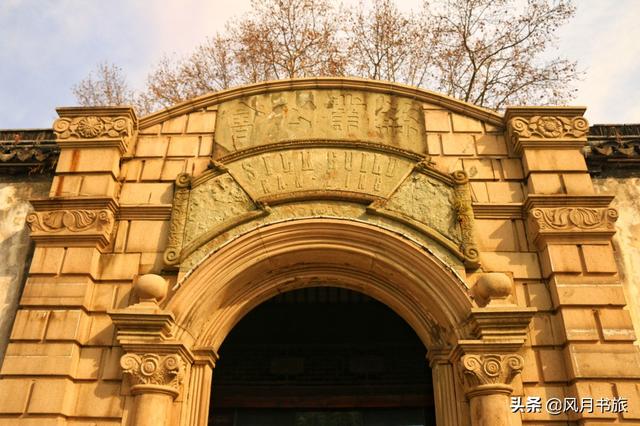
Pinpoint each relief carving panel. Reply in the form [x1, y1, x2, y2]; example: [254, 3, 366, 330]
[215, 90, 426, 156]
[26, 208, 115, 248]
[184, 174, 257, 243]
[382, 172, 461, 243]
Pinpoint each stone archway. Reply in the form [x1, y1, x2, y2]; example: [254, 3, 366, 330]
[111, 218, 534, 426]
[169, 218, 470, 426]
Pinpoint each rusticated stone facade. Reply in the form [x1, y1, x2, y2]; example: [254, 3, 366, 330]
[0, 78, 638, 426]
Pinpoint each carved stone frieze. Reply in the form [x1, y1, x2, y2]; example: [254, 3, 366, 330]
[27, 209, 112, 232]
[53, 107, 137, 153]
[459, 353, 524, 393]
[528, 206, 618, 245]
[26, 208, 115, 248]
[510, 115, 588, 139]
[368, 167, 480, 268]
[164, 169, 270, 266]
[504, 107, 589, 153]
[531, 206, 618, 231]
[165, 145, 481, 269]
[54, 115, 132, 140]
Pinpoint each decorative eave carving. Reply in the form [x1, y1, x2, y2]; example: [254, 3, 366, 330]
[504, 107, 588, 154]
[27, 197, 118, 248]
[54, 106, 137, 153]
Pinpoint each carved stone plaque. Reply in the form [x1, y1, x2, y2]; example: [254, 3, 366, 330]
[226, 148, 415, 202]
[214, 89, 427, 156]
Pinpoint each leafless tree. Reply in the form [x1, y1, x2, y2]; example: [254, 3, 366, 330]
[73, 0, 579, 114]
[140, 34, 239, 111]
[231, 0, 345, 80]
[72, 62, 135, 107]
[427, 0, 578, 109]
[345, 0, 435, 87]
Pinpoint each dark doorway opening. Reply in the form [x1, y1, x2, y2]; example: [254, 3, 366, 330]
[209, 287, 437, 425]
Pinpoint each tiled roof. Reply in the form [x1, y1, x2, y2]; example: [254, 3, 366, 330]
[586, 124, 640, 174]
[0, 129, 58, 175]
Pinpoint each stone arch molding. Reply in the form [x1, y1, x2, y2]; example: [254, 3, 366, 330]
[168, 219, 473, 351]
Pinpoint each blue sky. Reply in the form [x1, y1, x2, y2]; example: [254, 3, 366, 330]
[1, 0, 639, 128]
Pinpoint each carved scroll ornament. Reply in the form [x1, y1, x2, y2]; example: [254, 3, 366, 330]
[530, 207, 618, 231]
[451, 170, 479, 267]
[120, 353, 186, 391]
[26, 208, 115, 248]
[26, 209, 113, 233]
[510, 115, 589, 139]
[460, 353, 524, 393]
[53, 115, 133, 140]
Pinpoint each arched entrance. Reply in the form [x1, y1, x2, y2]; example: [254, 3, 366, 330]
[163, 219, 472, 426]
[210, 287, 437, 425]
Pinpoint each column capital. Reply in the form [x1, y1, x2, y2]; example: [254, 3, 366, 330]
[121, 352, 186, 398]
[458, 353, 524, 397]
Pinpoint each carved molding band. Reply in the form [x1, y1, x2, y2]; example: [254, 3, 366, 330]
[531, 207, 618, 231]
[54, 116, 133, 140]
[460, 354, 524, 394]
[120, 353, 186, 393]
[506, 112, 589, 153]
[510, 116, 588, 139]
[26, 208, 115, 248]
[528, 207, 618, 245]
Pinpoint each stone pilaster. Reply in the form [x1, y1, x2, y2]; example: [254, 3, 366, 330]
[453, 272, 534, 426]
[428, 349, 461, 426]
[507, 107, 640, 422]
[109, 274, 196, 426]
[27, 107, 137, 250]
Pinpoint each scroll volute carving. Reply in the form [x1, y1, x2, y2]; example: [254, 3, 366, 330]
[509, 115, 589, 140]
[459, 353, 524, 394]
[120, 352, 186, 393]
[527, 206, 618, 247]
[26, 199, 117, 248]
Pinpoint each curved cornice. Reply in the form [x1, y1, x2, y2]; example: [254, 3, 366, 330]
[138, 77, 504, 129]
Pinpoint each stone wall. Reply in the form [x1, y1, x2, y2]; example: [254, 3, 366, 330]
[593, 173, 640, 345]
[0, 80, 639, 425]
[0, 176, 52, 363]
